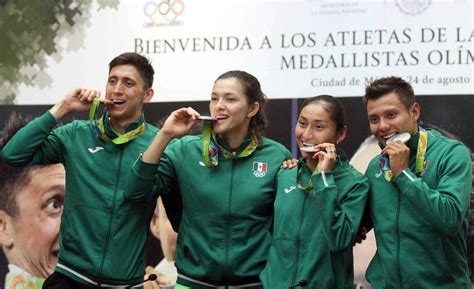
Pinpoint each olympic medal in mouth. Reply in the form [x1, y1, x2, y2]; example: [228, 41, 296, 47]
[386, 132, 411, 145]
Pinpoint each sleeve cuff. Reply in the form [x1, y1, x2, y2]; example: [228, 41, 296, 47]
[312, 171, 335, 189]
[132, 154, 159, 180]
[394, 169, 417, 195]
[38, 111, 60, 128]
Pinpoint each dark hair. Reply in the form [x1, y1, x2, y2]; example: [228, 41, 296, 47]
[363, 76, 415, 111]
[299, 94, 346, 134]
[0, 112, 38, 218]
[109, 52, 155, 89]
[215, 70, 268, 142]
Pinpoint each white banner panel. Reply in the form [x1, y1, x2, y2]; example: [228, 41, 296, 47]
[13, 0, 474, 104]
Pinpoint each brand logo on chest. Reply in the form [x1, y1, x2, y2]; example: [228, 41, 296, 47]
[88, 146, 104, 154]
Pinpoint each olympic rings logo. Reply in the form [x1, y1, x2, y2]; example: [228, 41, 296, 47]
[144, 0, 185, 23]
[253, 171, 266, 178]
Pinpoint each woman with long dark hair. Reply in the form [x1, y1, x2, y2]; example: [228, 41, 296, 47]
[126, 71, 291, 288]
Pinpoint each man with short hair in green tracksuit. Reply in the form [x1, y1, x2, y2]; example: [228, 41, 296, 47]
[2, 53, 162, 288]
[361, 77, 472, 289]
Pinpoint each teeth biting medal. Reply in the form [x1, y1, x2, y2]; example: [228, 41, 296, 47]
[99, 99, 124, 105]
[386, 132, 411, 145]
[197, 116, 218, 121]
[300, 143, 320, 152]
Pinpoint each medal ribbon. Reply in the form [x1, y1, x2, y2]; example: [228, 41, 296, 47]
[296, 158, 328, 192]
[297, 163, 316, 191]
[6, 272, 44, 289]
[201, 120, 218, 167]
[89, 98, 145, 144]
[379, 127, 428, 182]
[415, 127, 428, 174]
[201, 120, 258, 168]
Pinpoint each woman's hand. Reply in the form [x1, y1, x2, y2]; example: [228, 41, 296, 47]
[313, 143, 337, 172]
[160, 107, 201, 139]
[142, 107, 201, 164]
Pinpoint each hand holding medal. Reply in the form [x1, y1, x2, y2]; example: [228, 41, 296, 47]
[312, 143, 337, 172]
[299, 142, 337, 172]
[380, 132, 412, 179]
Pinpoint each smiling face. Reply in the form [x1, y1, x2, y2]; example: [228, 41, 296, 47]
[295, 102, 343, 158]
[105, 64, 153, 127]
[209, 77, 258, 145]
[367, 92, 420, 146]
[1, 164, 65, 277]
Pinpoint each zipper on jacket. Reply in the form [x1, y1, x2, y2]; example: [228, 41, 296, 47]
[396, 190, 402, 286]
[289, 191, 309, 286]
[224, 159, 236, 286]
[98, 147, 124, 276]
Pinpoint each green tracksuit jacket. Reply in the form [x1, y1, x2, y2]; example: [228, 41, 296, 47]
[1, 112, 159, 286]
[260, 156, 369, 289]
[365, 129, 472, 289]
[128, 135, 292, 288]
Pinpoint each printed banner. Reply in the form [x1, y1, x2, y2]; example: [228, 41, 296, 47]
[2, 0, 473, 104]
